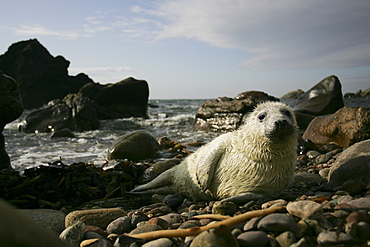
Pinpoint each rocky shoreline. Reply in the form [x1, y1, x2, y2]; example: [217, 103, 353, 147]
[1, 137, 370, 246]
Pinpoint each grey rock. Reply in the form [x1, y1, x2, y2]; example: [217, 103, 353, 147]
[326, 140, 370, 189]
[142, 238, 173, 247]
[275, 231, 296, 247]
[346, 197, 370, 208]
[243, 217, 260, 231]
[107, 130, 159, 161]
[129, 224, 163, 235]
[287, 201, 323, 220]
[59, 221, 85, 247]
[19, 209, 66, 234]
[190, 225, 238, 247]
[106, 216, 132, 234]
[257, 213, 297, 233]
[159, 213, 182, 225]
[237, 231, 268, 247]
[212, 201, 238, 215]
[317, 231, 353, 245]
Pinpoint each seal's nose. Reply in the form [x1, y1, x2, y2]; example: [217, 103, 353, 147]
[274, 119, 289, 130]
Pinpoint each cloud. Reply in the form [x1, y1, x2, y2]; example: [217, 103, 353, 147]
[144, 0, 370, 70]
[11, 25, 89, 39]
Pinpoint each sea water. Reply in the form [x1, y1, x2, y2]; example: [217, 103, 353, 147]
[3, 98, 369, 171]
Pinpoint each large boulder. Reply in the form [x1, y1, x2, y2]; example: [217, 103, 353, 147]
[294, 75, 344, 116]
[19, 93, 99, 133]
[0, 39, 93, 109]
[293, 75, 344, 130]
[107, 130, 159, 161]
[302, 106, 370, 148]
[324, 140, 370, 190]
[79, 77, 149, 119]
[0, 72, 23, 169]
[193, 91, 279, 132]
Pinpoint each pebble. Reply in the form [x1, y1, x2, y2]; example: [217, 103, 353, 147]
[106, 216, 132, 234]
[317, 231, 353, 245]
[237, 231, 268, 247]
[142, 238, 173, 247]
[211, 201, 238, 215]
[159, 213, 182, 225]
[257, 213, 298, 233]
[190, 225, 238, 247]
[129, 224, 163, 235]
[59, 221, 85, 247]
[275, 231, 296, 247]
[65, 208, 126, 229]
[163, 194, 184, 210]
[287, 201, 323, 220]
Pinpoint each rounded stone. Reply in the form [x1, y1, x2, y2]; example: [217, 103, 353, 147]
[287, 201, 323, 220]
[129, 224, 163, 235]
[257, 213, 297, 233]
[107, 130, 159, 161]
[65, 208, 126, 229]
[106, 216, 132, 234]
[317, 231, 353, 245]
[142, 238, 173, 247]
[159, 213, 182, 225]
[19, 209, 66, 234]
[275, 231, 296, 247]
[237, 231, 268, 247]
[190, 225, 238, 247]
[59, 221, 85, 247]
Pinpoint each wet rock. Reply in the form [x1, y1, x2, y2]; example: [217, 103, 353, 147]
[303, 106, 370, 147]
[316, 231, 353, 245]
[257, 213, 297, 233]
[212, 201, 238, 215]
[142, 238, 173, 247]
[131, 212, 149, 227]
[19, 93, 100, 133]
[190, 225, 238, 247]
[237, 230, 268, 247]
[275, 231, 296, 247]
[292, 172, 326, 188]
[294, 75, 344, 117]
[137, 203, 172, 218]
[287, 201, 323, 220]
[0, 72, 23, 169]
[106, 216, 132, 234]
[79, 77, 149, 119]
[19, 208, 66, 234]
[51, 128, 76, 138]
[107, 130, 159, 161]
[193, 91, 278, 132]
[325, 140, 370, 189]
[159, 213, 182, 225]
[85, 225, 108, 238]
[59, 221, 85, 247]
[65, 208, 126, 229]
[163, 194, 184, 210]
[129, 224, 163, 235]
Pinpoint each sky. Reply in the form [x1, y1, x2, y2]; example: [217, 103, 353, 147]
[0, 0, 369, 99]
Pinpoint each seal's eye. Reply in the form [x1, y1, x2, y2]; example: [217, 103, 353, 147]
[258, 113, 266, 122]
[281, 109, 291, 118]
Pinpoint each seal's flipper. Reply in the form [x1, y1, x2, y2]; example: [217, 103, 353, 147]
[129, 185, 176, 195]
[130, 168, 174, 193]
[195, 138, 227, 192]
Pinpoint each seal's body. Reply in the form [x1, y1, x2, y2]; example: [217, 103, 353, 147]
[131, 101, 298, 202]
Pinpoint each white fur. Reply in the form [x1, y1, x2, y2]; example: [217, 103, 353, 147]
[132, 101, 298, 201]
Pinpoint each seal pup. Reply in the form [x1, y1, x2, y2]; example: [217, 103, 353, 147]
[131, 101, 299, 203]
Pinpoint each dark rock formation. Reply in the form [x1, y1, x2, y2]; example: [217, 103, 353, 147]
[302, 106, 370, 148]
[193, 91, 279, 132]
[344, 87, 370, 98]
[19, 93, 99, 133]
[294, 75, 344, 116]
[293, 75, 344, 130]
[107, 130, 159, 161]
[0, 72, 23, 169]
[281, 89, 304, 99]
[79, 77, 149, 119]
[0, 39, 93, 109]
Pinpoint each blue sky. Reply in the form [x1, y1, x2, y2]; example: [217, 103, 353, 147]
[1, 0, 369, 99]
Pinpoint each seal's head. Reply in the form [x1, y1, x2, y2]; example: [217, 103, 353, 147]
[245, 101, 298, 145]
